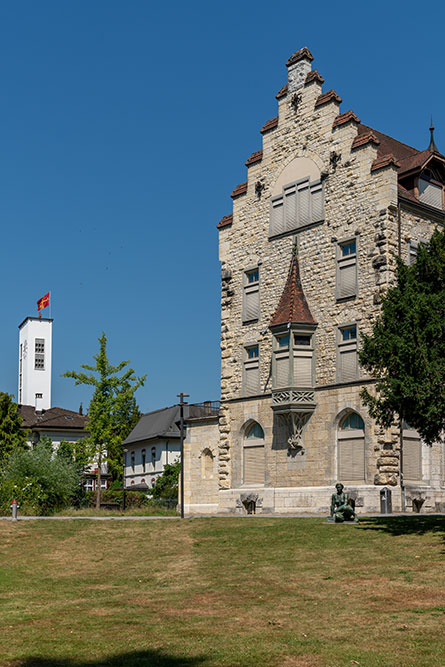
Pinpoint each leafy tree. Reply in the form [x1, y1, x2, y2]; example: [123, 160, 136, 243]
[359, 228, 445, 445]
[151, 461, 180, 500]
[0, 440, 82, 515]
[63, 333, 146, 508]
[0, 393, 28, 464]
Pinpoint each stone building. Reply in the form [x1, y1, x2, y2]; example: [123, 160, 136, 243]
[184, 47, 445, 515]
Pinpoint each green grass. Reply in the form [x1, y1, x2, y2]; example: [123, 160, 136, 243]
[0, 517, 444, 666]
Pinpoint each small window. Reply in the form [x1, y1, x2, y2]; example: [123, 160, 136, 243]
[418, 177, 443, 210]
[337, 325, 358, 383]
[294, 334, 311, 346]
[278, 334, 290, 348]
[244, 345, 260, 396]
[246, 422, 265, 439]
[35, 338, 45, 370]
[337, 239, 358, 300]
[35, 393, 43, 399]
[243, 267, 260, 323]
[340, 413, 364, 430]
[151, 447, 156, 468]
[131, 451, 135, 469]
[141, 449, 146, 472]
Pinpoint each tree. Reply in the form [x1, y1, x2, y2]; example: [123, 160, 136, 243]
[359, 227, 445, 445]
[63, 333, 146, 509]
[150, 461, 180, 500]
[0, 393, 28, 464]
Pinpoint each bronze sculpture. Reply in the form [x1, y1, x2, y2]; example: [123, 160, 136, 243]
[328, 483, 358, 522]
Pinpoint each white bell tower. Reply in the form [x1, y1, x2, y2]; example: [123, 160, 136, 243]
[18, 317, 53, 410]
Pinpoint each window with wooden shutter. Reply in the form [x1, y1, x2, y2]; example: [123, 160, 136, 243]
[338, 413, 365, 482]
[337, 325, 358, 383]
[243, 268, 260, 323]
[269, 178, 324, 237]
[244, 345, 260, 396]
[337, 239, 357, 300]
[293, 353, 312, 386]
[275, 354, 289, 387]
[418, 178, 443, 210]
[403, 429, 422, 481]
[243, 445, 265, 484]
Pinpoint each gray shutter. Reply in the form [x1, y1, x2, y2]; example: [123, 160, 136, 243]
[270, 197, 284, 236]
[243, 445, 265, 484]
[339, 263, 356, 298]
[403, 437, 422, 480]
[418, 179, 442, 209]
[340, 349, 357, 382]
[297, 182, 310, 227]
[311, 183, 323, 222]
[245, 365, 260, 396]
[245, 289, 259, 321]
[338, 437, 365, 481]
[276, 355, 289, 388]
[284, 184, 297, 231]
[293, 354, 312, 386]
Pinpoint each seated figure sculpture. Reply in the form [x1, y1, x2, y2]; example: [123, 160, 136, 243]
[329, 483, 357, 522]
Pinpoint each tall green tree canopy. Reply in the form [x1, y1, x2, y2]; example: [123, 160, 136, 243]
[359, 228, 445, 445]
[0, 392, 28, 464]
[63, 333, 146, 486]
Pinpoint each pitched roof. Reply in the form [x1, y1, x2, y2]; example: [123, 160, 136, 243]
[269, 251, 316, 327]
[19, 405, 88, 430]
[123, 404, 220, 446]
[358, 124, 419, 164]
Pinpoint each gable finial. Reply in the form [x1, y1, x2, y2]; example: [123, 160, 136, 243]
[428, 115, 439, 152]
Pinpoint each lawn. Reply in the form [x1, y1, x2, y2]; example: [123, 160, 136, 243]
[0, 517, 444, 666]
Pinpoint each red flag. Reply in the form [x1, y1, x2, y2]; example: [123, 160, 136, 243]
[37, 293, 50, 311]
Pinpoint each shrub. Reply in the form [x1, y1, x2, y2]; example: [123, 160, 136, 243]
[0, 441, 82, 515]
[151, 461, 180, 499]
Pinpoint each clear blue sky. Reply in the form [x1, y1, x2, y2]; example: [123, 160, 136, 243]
[1, 1, 443, 413]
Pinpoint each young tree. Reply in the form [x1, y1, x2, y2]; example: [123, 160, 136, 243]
[0, 393, 28, 464]
[63, 333, 146, 508]
[359, 227, 445, 445]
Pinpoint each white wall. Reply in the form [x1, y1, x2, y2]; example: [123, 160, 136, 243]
[18, 318, 52, 409]
[124, 439, 180, 489]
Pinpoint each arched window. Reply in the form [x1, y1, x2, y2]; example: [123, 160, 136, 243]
[402, 421, 422, 481]
[130, 451, 135, 470]
[338, 412, 365, 482]
[141, 449, 146, 472]
[243, 421, 265, 485]
[201, 448, 214, 479]
[151, 447, 156, 469]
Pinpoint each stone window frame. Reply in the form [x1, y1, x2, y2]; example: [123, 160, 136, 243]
[336, 236, 358, 301]
[402, 422, 424, 483]
[272, 325, 315, 390]
[336, 323, 359, 384]
[269, 177, 324, 239]
[242, 264, 261, 324]
[243, 343, 260, 397]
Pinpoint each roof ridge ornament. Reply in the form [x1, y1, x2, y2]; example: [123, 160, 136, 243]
[428, 115, 439, 153]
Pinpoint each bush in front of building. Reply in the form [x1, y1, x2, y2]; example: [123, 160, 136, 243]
[150, 461, 180, 500]
[0, 439, 82, 515]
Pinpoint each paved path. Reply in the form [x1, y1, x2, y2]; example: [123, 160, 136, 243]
[1, 513, 444, 521]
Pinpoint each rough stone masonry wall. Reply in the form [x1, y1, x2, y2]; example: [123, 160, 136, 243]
[217, 66, 403, 492]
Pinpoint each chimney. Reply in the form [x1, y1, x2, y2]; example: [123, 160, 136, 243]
[286, 47, 314, 93]
[35, 392, 44, 415]
[79, 402, 83, 415]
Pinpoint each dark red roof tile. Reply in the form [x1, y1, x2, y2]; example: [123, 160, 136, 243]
[276, 84, 288, 99]
[351, 131, 380, 150]
[260, 116, 278, 134]
[398, 183, 418, 203]
[230, 182, 247, 199]
[397, 149, 436, 175]
[217, 213, 233, 230]
[245, 149, 263, 166]
[371, 154, 400, 172]
[358, 124, 418, 162]
[270, 252, 316, 327]
[315, 89, 342, 108]
[305, 70, 324, 85]
[286, 47, 314, 67]
[333, 110, 360, 128]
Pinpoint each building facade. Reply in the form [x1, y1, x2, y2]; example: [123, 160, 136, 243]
[18, 317, 53, 410]
[185, 47, 445, 515]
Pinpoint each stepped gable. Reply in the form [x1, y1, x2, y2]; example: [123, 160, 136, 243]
[333, 110, 360, 128]
[260, 116, 278, 134]
[286, 47, 314, 67]
[217, 213, 233, 229]
[276, 84, 288, 99]
[231, 182, 247, 199]
[245, 150, 263, 166]
[270, 250, 316, 327]
[305, 70, 324, 85]
[315, 89, 342, 108]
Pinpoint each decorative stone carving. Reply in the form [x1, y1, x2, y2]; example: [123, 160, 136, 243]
[278, 412, 311, 452]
